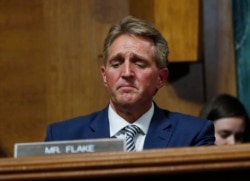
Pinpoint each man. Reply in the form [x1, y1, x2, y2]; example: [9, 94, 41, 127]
[45, 16, 215, 151]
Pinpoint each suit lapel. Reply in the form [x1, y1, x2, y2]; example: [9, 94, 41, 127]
[143, 105, 173, 149]
[84, 104, 173, 149]
[88, 106, 111, 138]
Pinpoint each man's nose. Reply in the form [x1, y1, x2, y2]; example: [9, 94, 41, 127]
[122, 62, 134, 76]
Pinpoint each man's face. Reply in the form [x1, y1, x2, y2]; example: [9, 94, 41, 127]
[101, 34, 168, 109]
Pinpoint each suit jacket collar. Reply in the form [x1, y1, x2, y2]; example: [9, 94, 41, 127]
[88, 105, 110, 138]
[88, 103, 173, 149]
[143, 103, 172, 149]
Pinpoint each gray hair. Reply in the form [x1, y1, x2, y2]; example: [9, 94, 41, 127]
[102, 16, 169, 68]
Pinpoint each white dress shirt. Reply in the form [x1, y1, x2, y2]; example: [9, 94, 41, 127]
[109, 103, 154, 151]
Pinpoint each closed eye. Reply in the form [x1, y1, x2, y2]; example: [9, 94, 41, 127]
[134, 61, 147, 68]
[218, 130, 231, 139]
[111, 62, 121, 68]
[110, 58, 123, 68]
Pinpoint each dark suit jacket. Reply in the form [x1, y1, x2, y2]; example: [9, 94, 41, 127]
[45, 103, 215, 149]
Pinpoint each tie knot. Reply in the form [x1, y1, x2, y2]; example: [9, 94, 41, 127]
[124, 125, 141, 151]
[125, 125, 141, 137]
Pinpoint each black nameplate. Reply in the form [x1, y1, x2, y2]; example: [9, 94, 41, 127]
[14, 138, 125, 158]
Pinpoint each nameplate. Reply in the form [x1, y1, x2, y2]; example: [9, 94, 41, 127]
[14, 138, 125, 158]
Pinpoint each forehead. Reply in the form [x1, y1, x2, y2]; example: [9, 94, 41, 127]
[109, 34, 155, 58]
[214, 117, 245, 131]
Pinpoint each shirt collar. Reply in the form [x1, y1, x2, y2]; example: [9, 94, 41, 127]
[109, 103, 154, 137]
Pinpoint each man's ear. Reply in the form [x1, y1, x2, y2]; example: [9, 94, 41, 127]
[101, 66, 107, 85]
[103, 75, 107, 84]
[157, 68, 169, 88]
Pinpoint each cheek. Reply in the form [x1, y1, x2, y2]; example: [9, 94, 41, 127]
[142, 72, 160, 86]
[215, 133, 223, 140]
[215, 134, 225, 145]
[105, 73, 118, 85]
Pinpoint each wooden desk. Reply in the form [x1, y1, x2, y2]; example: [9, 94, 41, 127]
[1, 144, 250, 180]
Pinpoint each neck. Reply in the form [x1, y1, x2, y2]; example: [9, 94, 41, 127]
[110, 101, 152, 123]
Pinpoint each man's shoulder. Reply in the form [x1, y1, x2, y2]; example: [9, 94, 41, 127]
[169, 111, 204, 120]
[159, 108, 210, 124]
[49, 107, 108, 127]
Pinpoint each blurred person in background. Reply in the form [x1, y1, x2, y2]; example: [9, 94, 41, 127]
[200, 93, 250, 145]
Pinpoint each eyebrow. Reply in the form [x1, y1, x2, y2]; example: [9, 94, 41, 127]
[109, 53, 148, 62]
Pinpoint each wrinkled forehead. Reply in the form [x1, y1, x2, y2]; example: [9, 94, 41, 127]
[108, 34, 156, 58]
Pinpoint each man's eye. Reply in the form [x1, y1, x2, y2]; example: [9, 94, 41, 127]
[111, 62, 120, 68]
[135, 62, 147, 68]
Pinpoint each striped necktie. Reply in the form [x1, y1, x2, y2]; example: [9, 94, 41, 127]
[125, 125, 141, 152]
